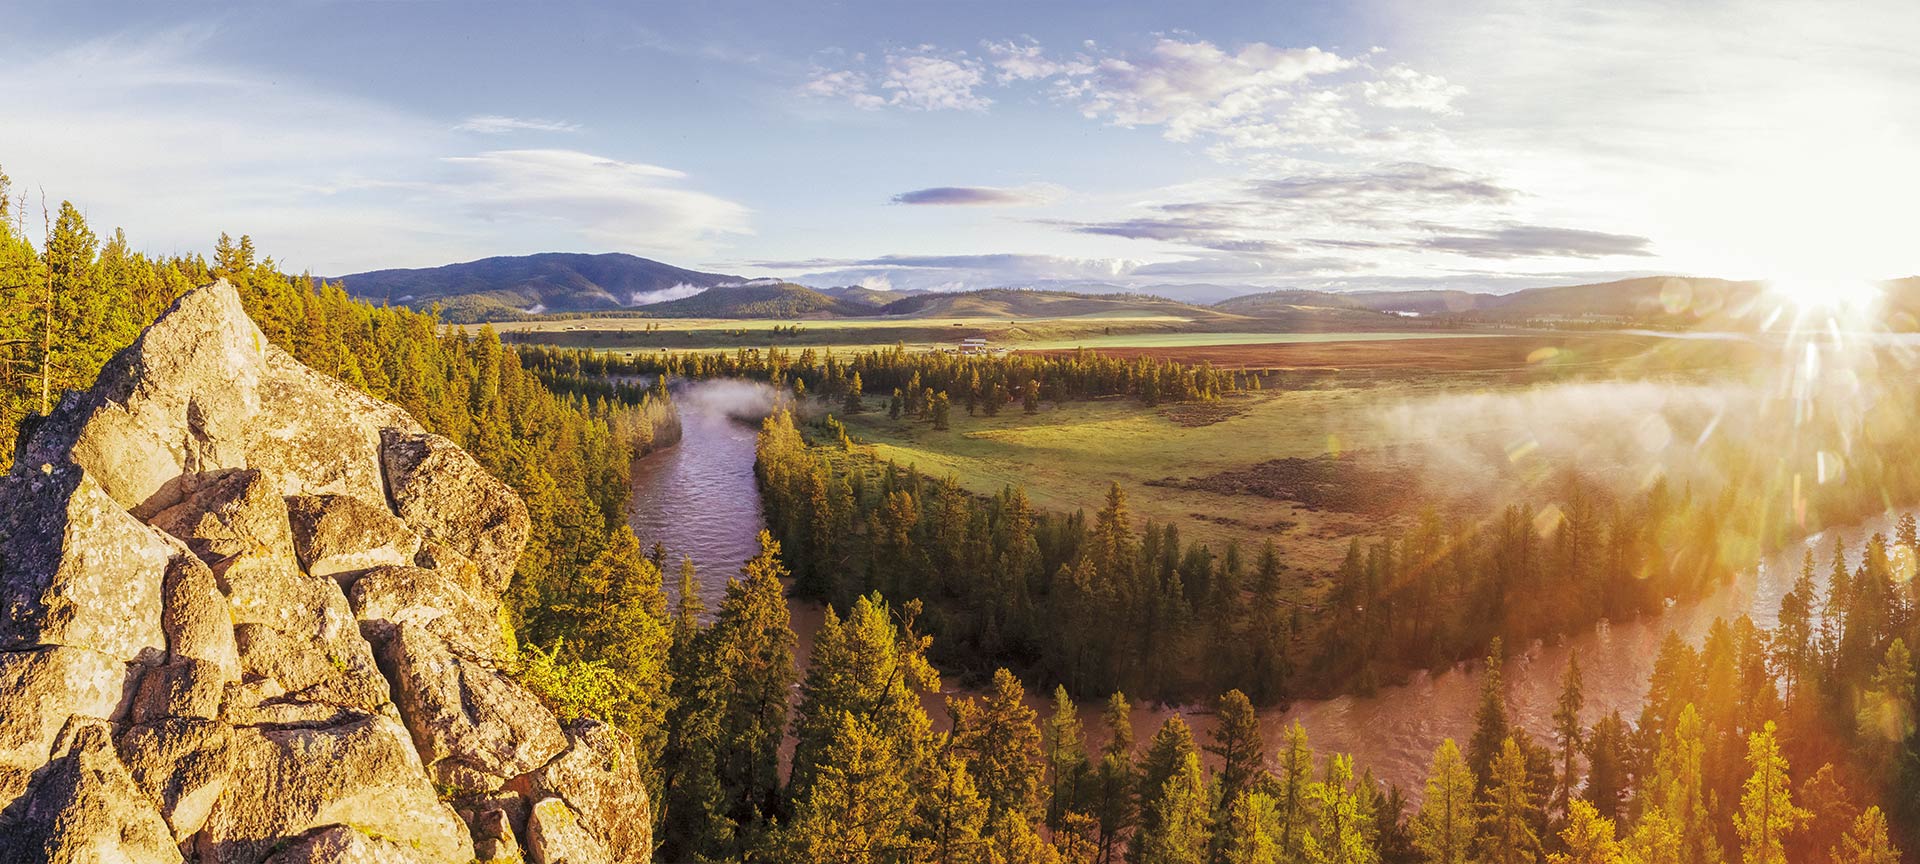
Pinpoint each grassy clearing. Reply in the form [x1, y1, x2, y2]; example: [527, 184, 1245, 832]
[838, 385, 1439, 570]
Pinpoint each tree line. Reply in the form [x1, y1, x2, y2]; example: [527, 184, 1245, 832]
[755, 409, 1749, 705]
[519, 341, 1258, 410]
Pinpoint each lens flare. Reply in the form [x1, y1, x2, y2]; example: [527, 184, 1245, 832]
[1765, 277, 1882, 312]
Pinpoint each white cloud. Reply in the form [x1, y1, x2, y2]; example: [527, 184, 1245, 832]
[1073, 40, 1352, 136]
[881, 52, 991, 111]
[436, 149, 752, 251]
[0, 26, 752, 273]
[454, 115, 584, 134]
[801, 67, 887, 109]
[1361, 65, 1464, 114]
[804, 37, 1461, 162]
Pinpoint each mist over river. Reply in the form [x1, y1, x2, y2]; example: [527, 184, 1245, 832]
[629, 380, 1903, 796]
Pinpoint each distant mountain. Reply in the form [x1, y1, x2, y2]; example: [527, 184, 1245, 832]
[333, 252, 743, 321]
[642, 282, 879, 318]
[875, 287, 1235, 320]
[1218, 277, 1768, 324]
[1479, 276, 1763, 321]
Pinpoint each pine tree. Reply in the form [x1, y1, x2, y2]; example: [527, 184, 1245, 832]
[844, 371, 864, 414]
[1546, 799, 1620, 864]
[1469, 638, 1511, 791]
[658, 559, 733, 861]
[1137, 716, 1198, 862]
[1275, 722, 1317, 864]
[708, 530, 799, 840]
[1207, 689, 1268, 811]
[1219, 791, 1281, 864]
[913, 737, 991, 864]
[1734, 721, 1807, 864]
[1414, 739, 1476, 864]
[1094, 692, 1136, 864]
[951, 668, 1046, 829]
[1311, 754, 1379, 864]
[1477, 739, 1540, 864]
[1581, 711, 1630, 822]
[1652, 704, 1722, 864]
[780, 711, 914, 863]
[1551, 651, 1585, 823]
[1831, 806, 1899, 864]
[790, 594, 937, 804]
[1046, 685, 1089, 830]
[933, 390, 952, 430]
[1138, 753, 1212, 864]
[1854, 639, 1915, 763]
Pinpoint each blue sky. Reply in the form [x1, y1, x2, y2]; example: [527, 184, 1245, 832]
[4, 0, 1916, 294]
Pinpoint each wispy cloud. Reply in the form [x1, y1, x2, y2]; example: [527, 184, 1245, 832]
[454, 115, 583, 134]
[436, 149, 751, 251]
[803, 48, 991, 111]
[890, 185, 1053, 206]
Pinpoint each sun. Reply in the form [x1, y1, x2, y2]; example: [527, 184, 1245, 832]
[1765, 276, 1882, 312]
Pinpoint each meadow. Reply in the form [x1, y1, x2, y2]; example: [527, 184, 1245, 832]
[483, 311, 1450, 354]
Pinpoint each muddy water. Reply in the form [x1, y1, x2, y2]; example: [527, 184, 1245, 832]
[628, 384, 1905, 794]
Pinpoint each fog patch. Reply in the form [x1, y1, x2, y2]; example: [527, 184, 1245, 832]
[679, 379, 790, 422]
[1375, 380, 1760, 504]
[630, 283, 707, 305]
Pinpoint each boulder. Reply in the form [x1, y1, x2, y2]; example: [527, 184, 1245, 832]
[377, 625, 566, 792]
[13, 282, 272, 516]
[0, 467, 173, 662]
[379, 430, 528, 597]
[263, 825, 441, 864]
[130, 657, 226, 723]
[472, 807, 525, 864]
[288, 494, 422, 582]
[149, 468, 295, 572]
[526, 721, 651, 864]
[116, 716, 233, 842]
[161, 551, 242, 679]
[196, 714, 472, 864]
[0, 646, 133, 808]
[250, 345, 421, 504]
[0, 720, 180, 864]
[525, 797, 610, 864]
[351, 566, 507, 662]
[231, 621, 389, 719]
[11, 280, 419, 517]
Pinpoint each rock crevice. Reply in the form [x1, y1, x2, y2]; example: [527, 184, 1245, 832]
[0, 281, 649, 863]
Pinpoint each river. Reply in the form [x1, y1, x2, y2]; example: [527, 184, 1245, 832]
[629, 382, 1905, 795]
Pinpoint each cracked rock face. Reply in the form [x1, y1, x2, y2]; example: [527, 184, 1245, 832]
[0, 281, 649, 863]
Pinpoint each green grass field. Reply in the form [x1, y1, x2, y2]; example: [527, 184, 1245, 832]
[837, 386, 1437, 571]
[483, 313, 1449, 354]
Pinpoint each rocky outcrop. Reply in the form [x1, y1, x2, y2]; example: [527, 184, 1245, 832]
[0, 281, 649, 862]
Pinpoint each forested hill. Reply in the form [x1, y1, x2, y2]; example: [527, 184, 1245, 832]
[333, 251, 742, 321]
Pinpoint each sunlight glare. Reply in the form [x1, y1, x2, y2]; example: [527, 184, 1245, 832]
[1766, 276, 1882, 312]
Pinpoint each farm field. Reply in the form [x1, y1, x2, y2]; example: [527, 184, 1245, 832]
[483, 312, 1447, 353]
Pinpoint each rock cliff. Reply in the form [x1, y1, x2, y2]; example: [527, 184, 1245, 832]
[0, 281, 650, 863]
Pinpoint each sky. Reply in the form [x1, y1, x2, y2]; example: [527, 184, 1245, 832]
[2, 0, 1917, 295]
